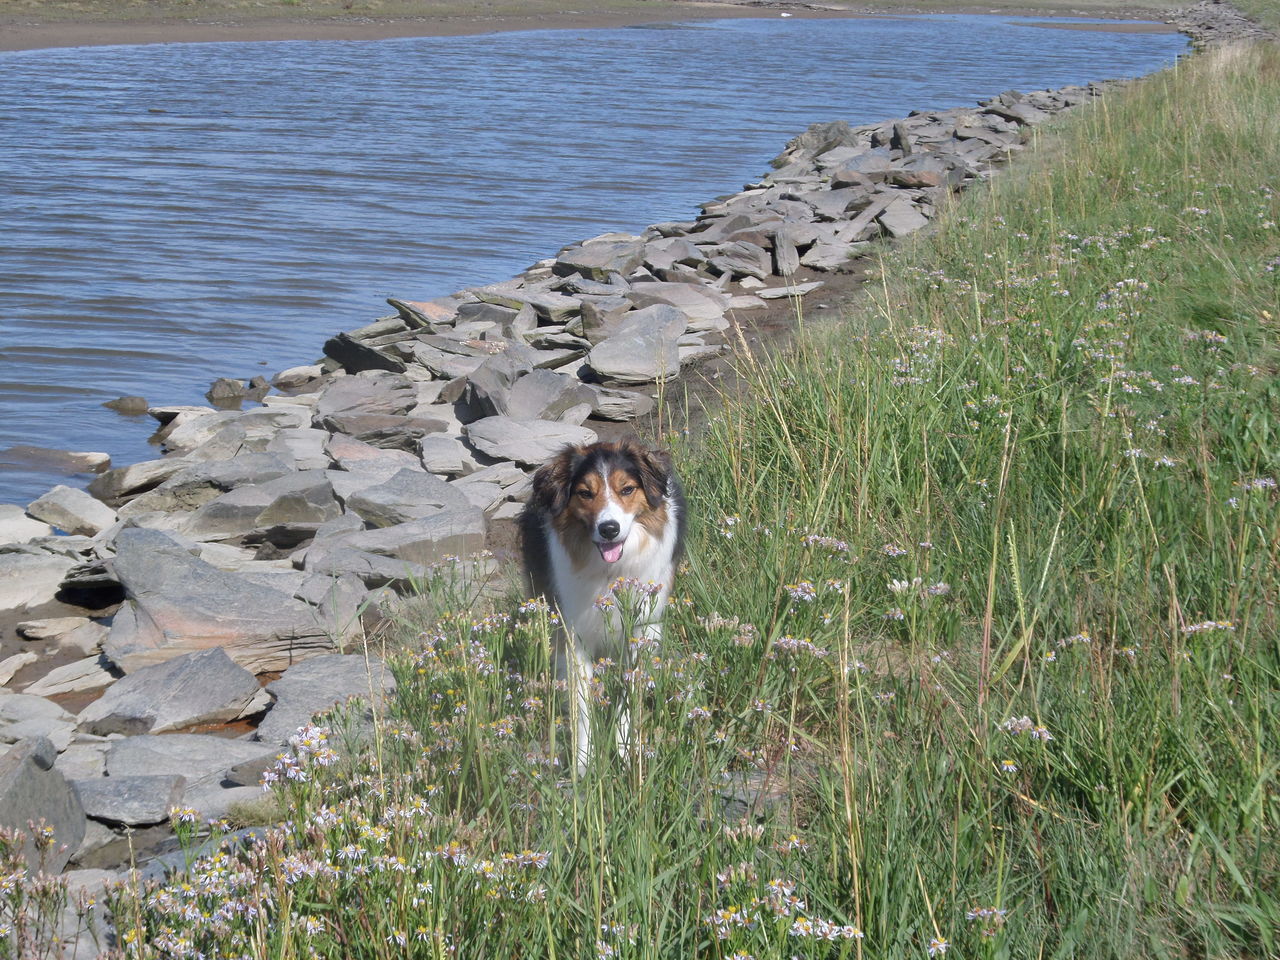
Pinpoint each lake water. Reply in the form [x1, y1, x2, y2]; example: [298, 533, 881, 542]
[0, 15, 1186, 505]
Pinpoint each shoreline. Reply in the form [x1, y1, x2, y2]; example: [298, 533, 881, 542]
[0, 1, 1181, 54]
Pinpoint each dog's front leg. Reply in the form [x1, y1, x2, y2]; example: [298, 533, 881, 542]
[569, 636, 593, 776]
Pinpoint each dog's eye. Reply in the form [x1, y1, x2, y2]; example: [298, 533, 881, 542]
[574, 489, 592, 500]
[620, 485, 638, 496]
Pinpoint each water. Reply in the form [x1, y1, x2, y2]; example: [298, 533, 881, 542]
[0, 15, 1186, 505]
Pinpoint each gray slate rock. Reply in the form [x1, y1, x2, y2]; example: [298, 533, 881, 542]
[0, 695, 78, 752]
[104, 527, 333, 672]
[74, 774, 186, 826]
[343, 467, 476, 528]
[553, 238, 645, 281]
[255, 653, 397, 745]
[466, 417, 597, 467]
[26, 485, 117, 537]
[0, 737, 85, 871]
[0, 505, 53, 544]
[183, 470, 341, 539]
[0, 552, 76, 618]
[106, 734, 279, 791]
[585, 304, 687, 384]
[78, 647, 266, 736]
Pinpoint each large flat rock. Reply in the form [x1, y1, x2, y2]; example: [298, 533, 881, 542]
[465, 417, 597, 467]
[106, 734, 279, 791]
[255, 653, 397, 745]
[102, 527, 333, 673]
[0, 738, 84, 871]
[78, 647, 266, 736]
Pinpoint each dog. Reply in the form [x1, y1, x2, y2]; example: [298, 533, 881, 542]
[519, 438, 686, 773]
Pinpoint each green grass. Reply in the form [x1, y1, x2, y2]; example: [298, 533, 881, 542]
[5, 38, 1279, 960]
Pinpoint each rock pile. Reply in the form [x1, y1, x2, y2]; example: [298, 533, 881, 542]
[0, 79, 1125, 895]
[1170, 0, 1274, 47]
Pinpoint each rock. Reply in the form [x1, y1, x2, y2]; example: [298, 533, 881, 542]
[418, 435, 478, 477]
[0, 695, 78, 753]
[319, 413, 446, 450]
[182, 471, 341, 540]
[322, 332, 407, 374]
[0, 738, 85, 871]
[0, 652, 37, 685]
[297, 543, 429, 588]
[272, 364, 325, 390]
[801, 240, 863, 271]
[106, 734, 279, 791]
[26, 485, 117, 536]
[708, 240, 773, 281]
[1, 445, 110, 476]
[585, 304, 687, 385]
[466, 417, 597, 467]
[642, 237, 704, 272]
[87, 457, 189, 505]
[877, 198, 932, 238]
[314, 373, 416, 420]
[0, 552, 76, 617]
[255, 653, 397, 745]
[54, 741, 110, 781]
[78, 647, 266, 736]
[585, 385, 657, 422]
[21, 655, 117, 697]
[266, 427, 332, 471]
[327, 510, 488, 568]
[554, 238, 645, 281]
[104, 395, 150, 415]
[387, 297, 456, 327]
[501, 370, 596, 422]
[295, 572, 372, 643]
[0, 504, 53, 544]
[102, 527, 333, 673]
[756, 281, 825, 300]
[74, 774, 186, 826]
[16, 617, 107, 656]
[343, 467, 476, 528]
[625, 281, 729, 323]
[206, 377, 247, 402]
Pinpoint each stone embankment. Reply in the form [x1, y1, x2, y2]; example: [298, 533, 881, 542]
[2, 0, 1264, 941]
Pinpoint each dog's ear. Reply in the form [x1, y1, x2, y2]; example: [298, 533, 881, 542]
[531, 446, 582, 516]
[633, 444, 674, 509]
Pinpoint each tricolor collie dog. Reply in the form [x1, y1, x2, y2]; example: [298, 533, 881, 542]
[519, 439, 686, 772]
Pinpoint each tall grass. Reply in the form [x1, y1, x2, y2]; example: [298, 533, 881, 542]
[10, 41, 1277, 960]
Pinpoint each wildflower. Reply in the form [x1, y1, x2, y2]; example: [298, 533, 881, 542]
[882, 543, 908, 557]
[784, 581, 817, 603]
[928, 935, 951, 955]
[999, 759, 1019, 774]
[687, 707, 711, 721]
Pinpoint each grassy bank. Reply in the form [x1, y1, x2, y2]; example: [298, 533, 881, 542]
[0, 0, 1189, 27]
[5, 38, 1279, 960]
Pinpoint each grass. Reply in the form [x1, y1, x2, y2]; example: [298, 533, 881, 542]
[0, 0, 1195, 29]
[3, 36, 1279, 960]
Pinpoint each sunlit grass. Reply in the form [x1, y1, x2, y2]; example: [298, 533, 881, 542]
[3, 39, 1278, 960]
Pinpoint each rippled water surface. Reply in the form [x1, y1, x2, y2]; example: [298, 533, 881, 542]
[0, 16, 1186, 504]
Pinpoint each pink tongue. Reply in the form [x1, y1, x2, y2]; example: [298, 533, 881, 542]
[598, 541, 624, 563]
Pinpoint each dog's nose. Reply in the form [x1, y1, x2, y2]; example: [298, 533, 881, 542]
[597, 520, 621, 541]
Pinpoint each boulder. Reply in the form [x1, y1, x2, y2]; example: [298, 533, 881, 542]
[16, 617, 108, 656]
[0, 504, 53, 544]
[106, 734, 279, 791]
[418, 435, 479, 477]
[255, 654, 397, 745]
[74, 775, 186, 827]
[708, 240, 773, 281]
[0, 651, 36, 685]
[314, 373, 416, 420]
[0, 552, 76, 617]
[0, 738, 84, 871]
[322, 332, 407, 374]
[26, 485, 116, 536]
[878, 198, 932, 238]
[102, 527, 333, 672]
[328, 509, 488, 567]
[115, 453, 296, 518]
[22, 655, 117, 698]
[625, 281, 728, 323]
[343, 468, 476, 528]
[104, 395, 150, 415]
[182, 471, 341, 539]
[553, 238, 645, 281]
[466, 417, 597, 467]
[585, 304, 687, 385]
[0, 695, 78, 753]
[78, 647, 266, 736]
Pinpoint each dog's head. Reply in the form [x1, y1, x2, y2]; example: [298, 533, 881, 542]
[529, 438, 675, 564]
